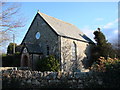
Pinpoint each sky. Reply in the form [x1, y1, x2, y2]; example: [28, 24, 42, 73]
[2, 2, 119, 53]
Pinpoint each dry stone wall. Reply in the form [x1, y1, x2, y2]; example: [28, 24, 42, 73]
[2, 69, 103, 89]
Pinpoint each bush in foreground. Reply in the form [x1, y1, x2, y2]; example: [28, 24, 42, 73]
[91, 57, 120, 88]
[36, 55, 60, 72]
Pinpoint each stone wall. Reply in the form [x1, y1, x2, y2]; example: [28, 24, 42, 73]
[21, 14, 60, 69]
[60, 37, 93, 72]
[22, 14, 59, 57]
[2, 69, 103, 89]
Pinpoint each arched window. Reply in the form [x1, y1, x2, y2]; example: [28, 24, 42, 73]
[72, 42, 77, 60]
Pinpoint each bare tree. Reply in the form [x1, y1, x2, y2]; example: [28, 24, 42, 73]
[0, 2, 25, 45]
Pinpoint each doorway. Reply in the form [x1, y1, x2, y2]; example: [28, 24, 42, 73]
[22, 55, 28, 67]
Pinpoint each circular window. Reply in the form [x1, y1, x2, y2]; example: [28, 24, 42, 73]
[35, 32, 40, 39]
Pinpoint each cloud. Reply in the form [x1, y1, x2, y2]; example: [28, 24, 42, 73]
[81, 26, 95, 42]
[113, 29, 118, 34]
[103, 22, 114, 29]
[103, 28, 118, 43]
[102, 19, 118, 42]
[81, 18, 119, 43]
[95, 18, 104, 21]
[103, 18, 118, 29]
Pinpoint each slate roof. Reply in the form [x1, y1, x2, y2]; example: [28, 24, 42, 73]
[24, 43, 42, 54]
[38, 12, 94, 43]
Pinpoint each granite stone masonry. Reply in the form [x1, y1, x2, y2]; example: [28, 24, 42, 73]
[2, 69, 103, 89]
[20, 11, 94, 71]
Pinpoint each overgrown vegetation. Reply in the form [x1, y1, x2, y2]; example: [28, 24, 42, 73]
[36, 55, 60, 72]
[7, 43, 22, 55]
[91, 57, 120, 72]
[2, 42, 21, 67]
[89, 28, 116, 66]
[90, 57, 120, 88]
[87, 28, 120, 88]
[2, 52, 21, 67]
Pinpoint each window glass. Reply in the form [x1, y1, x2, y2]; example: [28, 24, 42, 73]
[35, 32, 40, 39]
[47, 45, 49, 55]
[72, 42, 77, 60]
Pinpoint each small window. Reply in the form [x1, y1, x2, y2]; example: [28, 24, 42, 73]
[47, 45, 49, 55]
[35, 32, 40, 39]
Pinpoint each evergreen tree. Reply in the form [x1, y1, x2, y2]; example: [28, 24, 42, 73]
[92, 28, 116, 62]
[7, 43, 21, 54]
[7, 43, 17, 54]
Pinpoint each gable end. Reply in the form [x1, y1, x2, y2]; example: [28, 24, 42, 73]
[21, 13, 59, 45]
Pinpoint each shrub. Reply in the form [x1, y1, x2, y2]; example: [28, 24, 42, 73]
[90, 57, 120, 88]
[36, 55, 60, 72]
[91, 57, 120, 72]
[2, 52, 21, 67]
